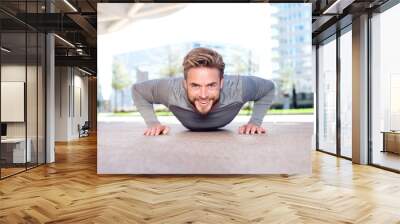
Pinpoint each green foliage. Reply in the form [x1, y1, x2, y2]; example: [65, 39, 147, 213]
[112, 61, 132, 91]
[278, 66, 295, 94]
[160, 46, 183, 78]
[230, 50, 259, 75]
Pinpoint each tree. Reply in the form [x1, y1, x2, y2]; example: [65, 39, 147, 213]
[279, 66, 296, 108]
[279, 66, 294, 95]
[232, 54, 247, 75]
[160, 45, 183, 78]
[112, 61, 132, 112]
[292, 84, 297, 108]
[231, 49, 259, 75]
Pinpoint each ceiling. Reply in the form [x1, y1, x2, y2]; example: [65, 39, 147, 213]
[0, 0, 393, 75]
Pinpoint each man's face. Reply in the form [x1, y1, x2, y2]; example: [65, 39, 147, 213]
[184, 67, 223, 115]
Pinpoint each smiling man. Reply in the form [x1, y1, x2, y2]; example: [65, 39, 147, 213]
[131, 47, 276, 136]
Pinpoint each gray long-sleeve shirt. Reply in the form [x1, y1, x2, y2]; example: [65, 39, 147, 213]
[131, 75, 276, 131]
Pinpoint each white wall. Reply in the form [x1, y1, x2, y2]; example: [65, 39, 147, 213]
[55, 66, 69, 141]
[1, 65, 41, 138]
[71, 72, 89, 138]
[1, 64, 46, 164]
[55, 67, 89, 141]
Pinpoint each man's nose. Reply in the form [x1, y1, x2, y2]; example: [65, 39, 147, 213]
[200, 87, 208, 98]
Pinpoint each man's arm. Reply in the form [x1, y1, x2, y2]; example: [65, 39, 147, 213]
[242, 76, 277, 126]
[131, 78, 170, 127]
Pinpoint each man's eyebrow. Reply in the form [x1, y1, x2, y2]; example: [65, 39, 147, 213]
[189, 82, 217, 86]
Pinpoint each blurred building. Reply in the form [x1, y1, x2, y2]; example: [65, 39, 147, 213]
[271, 3, 313, 108]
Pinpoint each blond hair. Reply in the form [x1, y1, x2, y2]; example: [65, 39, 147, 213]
[182, 47, 225, 79]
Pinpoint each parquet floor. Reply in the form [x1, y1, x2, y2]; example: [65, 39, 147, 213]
[1, 134, 400, 223]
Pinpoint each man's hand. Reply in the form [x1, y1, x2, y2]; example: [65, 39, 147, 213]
[144, 124, 169, 136]
[238, 123, 266, 135]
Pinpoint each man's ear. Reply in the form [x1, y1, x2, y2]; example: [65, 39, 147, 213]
[220, 78, 224, 89]
[183, 79, 187, 90]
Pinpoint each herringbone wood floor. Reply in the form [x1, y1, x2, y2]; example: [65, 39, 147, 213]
[1, 134, 400, 224]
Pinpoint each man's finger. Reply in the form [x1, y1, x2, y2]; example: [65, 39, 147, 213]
[144, 129, 150, 136]
[245, 126, 251, 134]
[150, 128, 156, 136]
[155, 127, 161, 136]
[250, 126, 257, 134]
[162, 126, 169, 135]
[242, 126, 246, 134]
[239, 126, 244, 134]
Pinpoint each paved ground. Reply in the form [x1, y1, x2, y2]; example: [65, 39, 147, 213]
[98, 118, 313, 175]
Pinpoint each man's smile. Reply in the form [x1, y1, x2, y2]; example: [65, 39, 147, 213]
[198, 100, 209, 105]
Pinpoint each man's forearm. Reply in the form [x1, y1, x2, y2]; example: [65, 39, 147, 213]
[243, 76, 277, 126]
[249, 89, 275, 126]
[131, 79, 170, 127]
[132, 84, 160, 126]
